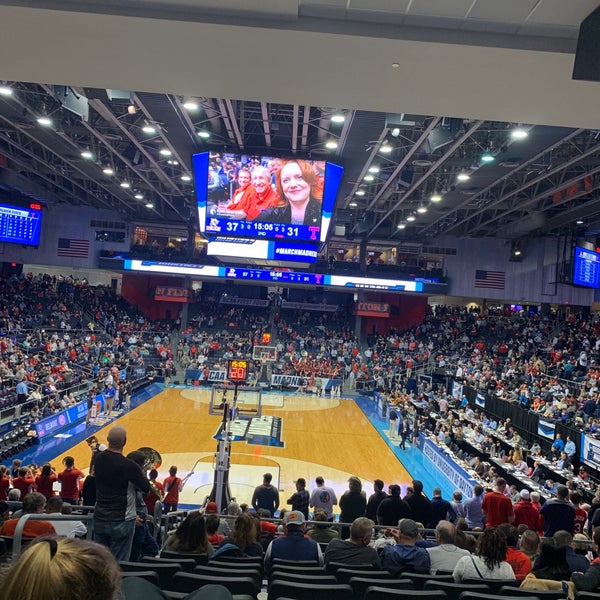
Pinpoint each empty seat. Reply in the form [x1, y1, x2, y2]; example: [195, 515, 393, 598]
[268, 571, 337, 587]
[119, 570, 160, 586]
[336, 569, 392, 584]
[119, 560, 180, 590]
[193, 564, 262, 589]
[268, 579, 352, 600]
[171, 573, 259, 598]
[326, 562, 376, 575]
[142, 556, 197, 573]
[402, 573, 453, 590]
[160, 550, 209, 565]
[424, 580, 490, 600]
[349, 577, 414, 600]
[461, 579, 518, 594]
[365, 588, 446, 600]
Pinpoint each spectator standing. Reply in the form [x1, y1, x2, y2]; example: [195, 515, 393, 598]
[57, 456, 84, 506]
[339, 476, 367, 527]
[405, 480, 432, 527]
[287, 478, 309, 519]
[513, 490, 542, 534]
[377, 484, 412, 526]
[481, 478, 514, 527]
[366, 479, 387, 521]
[429, 488, 457, 528]
[93, 426, 149, 560]
[251, 472, 280, 516]
[463, 484, 485, 530]
[540, 485, 575, 537]
[309, 476, 337, 520]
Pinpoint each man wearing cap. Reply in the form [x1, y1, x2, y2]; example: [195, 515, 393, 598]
[380, 518, 431, 575]
[324, 517, 381, 568]
[204, 501, 231, 536]
[540, 485, 575, 537]
[252, 473, 279, 517]
[513, 489, 542, 535]
[309, 476, 337, 521]
[93, 425, 150, 560]
[263, 510, 323, 571]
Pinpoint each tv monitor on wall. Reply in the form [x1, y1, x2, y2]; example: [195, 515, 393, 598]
[573, 245, 600, 288]
[0, 202, 43, 246]
[193, 151, 343, 244]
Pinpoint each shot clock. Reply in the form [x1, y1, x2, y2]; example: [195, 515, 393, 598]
[227, 359, 249, 382]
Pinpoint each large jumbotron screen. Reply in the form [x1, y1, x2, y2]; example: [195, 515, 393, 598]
[193, 151, 343, 244]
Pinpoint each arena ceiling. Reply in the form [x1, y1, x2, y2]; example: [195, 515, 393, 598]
[1, 1, 600, 247]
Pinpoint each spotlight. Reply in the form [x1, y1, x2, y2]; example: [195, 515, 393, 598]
[511, 127, 528, 140]
[197, 130, 210, 139]
[325, 140, 338, 150]
[481, 153, 495, 163]
[80, 148, 93, 160]
[134, 193, 144, 200]
[183, 100, 199, 110]
[406, 214, 416, 222]
[120, 181, 131, 189]
[379, 141, 393, 154]
[355, 189, 366, 196]
[181, 175, 192, 182]
[37, 116, 52, 127]
[102, 167, 114, 176]
[430, 193, 442, 203]
[331, 113, 345, 123]
[457, 172, 470, 182]
[142, 123, 156, 134]
[417, 205, 427, 214]
[0, 85, 13, 97]
[160, 148, 172, 157]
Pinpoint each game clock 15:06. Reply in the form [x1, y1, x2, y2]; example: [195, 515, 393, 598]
[227, 359, 249, 382]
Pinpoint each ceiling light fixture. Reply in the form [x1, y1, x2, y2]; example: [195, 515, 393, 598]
[363, 174, 375, 182]
[368, 166, 380, 174]
[430, 193, 442, 203]
[397, 223, 406, 229]
[197, 130, 210, 139]
[80, 148, 93, 160]
[355, 189, 366, 196]
[142, 123, 156, 134]
[379, 141, 393, 154]
[349, 202, 357, 208]
[120, 181, 131, 189]
[181, 174, 192, 182]
[331, 113, 345, 124]
[37, 116, 52, 127]
[134, 193, 144, 200]
[325, 140, 338, 150]
[511, 127, 528, 140]
[406, 214, 416, 222]
[417, 205, 428, 214]
[127, 104, 136, 115]
[159, 148, 172, 157]
[145, 202, 154, 208]
[457, 172, 471, 182]
[102, 167, 114, 176]
[576, 220, 584, 225]
[481, 153, 495, 163]
[0, 85, 13, 96]
[183, 100, 199, 110]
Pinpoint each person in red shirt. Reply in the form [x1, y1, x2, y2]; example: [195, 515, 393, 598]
[0, 492, 55, 538]
[12, 467, 35, 499]
[34, 463, 58, 500]
[144, 468, 164, 515]
[499, 523, 532, 583]
[0, 465, 10, 501]
[482, 478, 514, 527]
[513, 489, 542, 535]
[57, 456, 84, 505]
[571, 491, 588, 535]
[163, 465, 184, 513]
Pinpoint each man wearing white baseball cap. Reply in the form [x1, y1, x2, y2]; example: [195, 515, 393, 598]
[264, 510, 323, 571]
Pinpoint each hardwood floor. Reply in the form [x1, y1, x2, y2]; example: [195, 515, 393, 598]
[52, 387, 413, 512]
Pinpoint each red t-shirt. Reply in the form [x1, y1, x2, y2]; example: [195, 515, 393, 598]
[574, 507, 588, 534]
[0, 476, 9, 500]
[163, 476, 181, 504]
[58, 468, 84, 500]
[482, 491, 514, 527]
[506, 547, 532, 582]
[12, 476, 35, 498]
[35, 474, 58, 499]
[144, 481, 165, 514]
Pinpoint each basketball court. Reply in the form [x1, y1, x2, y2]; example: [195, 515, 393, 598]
[49, 385, 416, 511]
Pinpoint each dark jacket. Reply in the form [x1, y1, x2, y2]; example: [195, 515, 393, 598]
[256, 197, 322, 227]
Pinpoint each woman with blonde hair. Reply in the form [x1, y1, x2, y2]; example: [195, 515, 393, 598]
[0, 536, 121, 600]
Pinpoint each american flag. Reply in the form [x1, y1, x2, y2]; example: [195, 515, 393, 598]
[474, 269, 505, 289]
[57, 238, 89, 258]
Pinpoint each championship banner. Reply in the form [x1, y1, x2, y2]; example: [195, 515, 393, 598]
[581, 432, 600, 470]
[475, 390, 486, 408]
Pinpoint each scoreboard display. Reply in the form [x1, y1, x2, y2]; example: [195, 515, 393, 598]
[227, 359, 249, 382]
